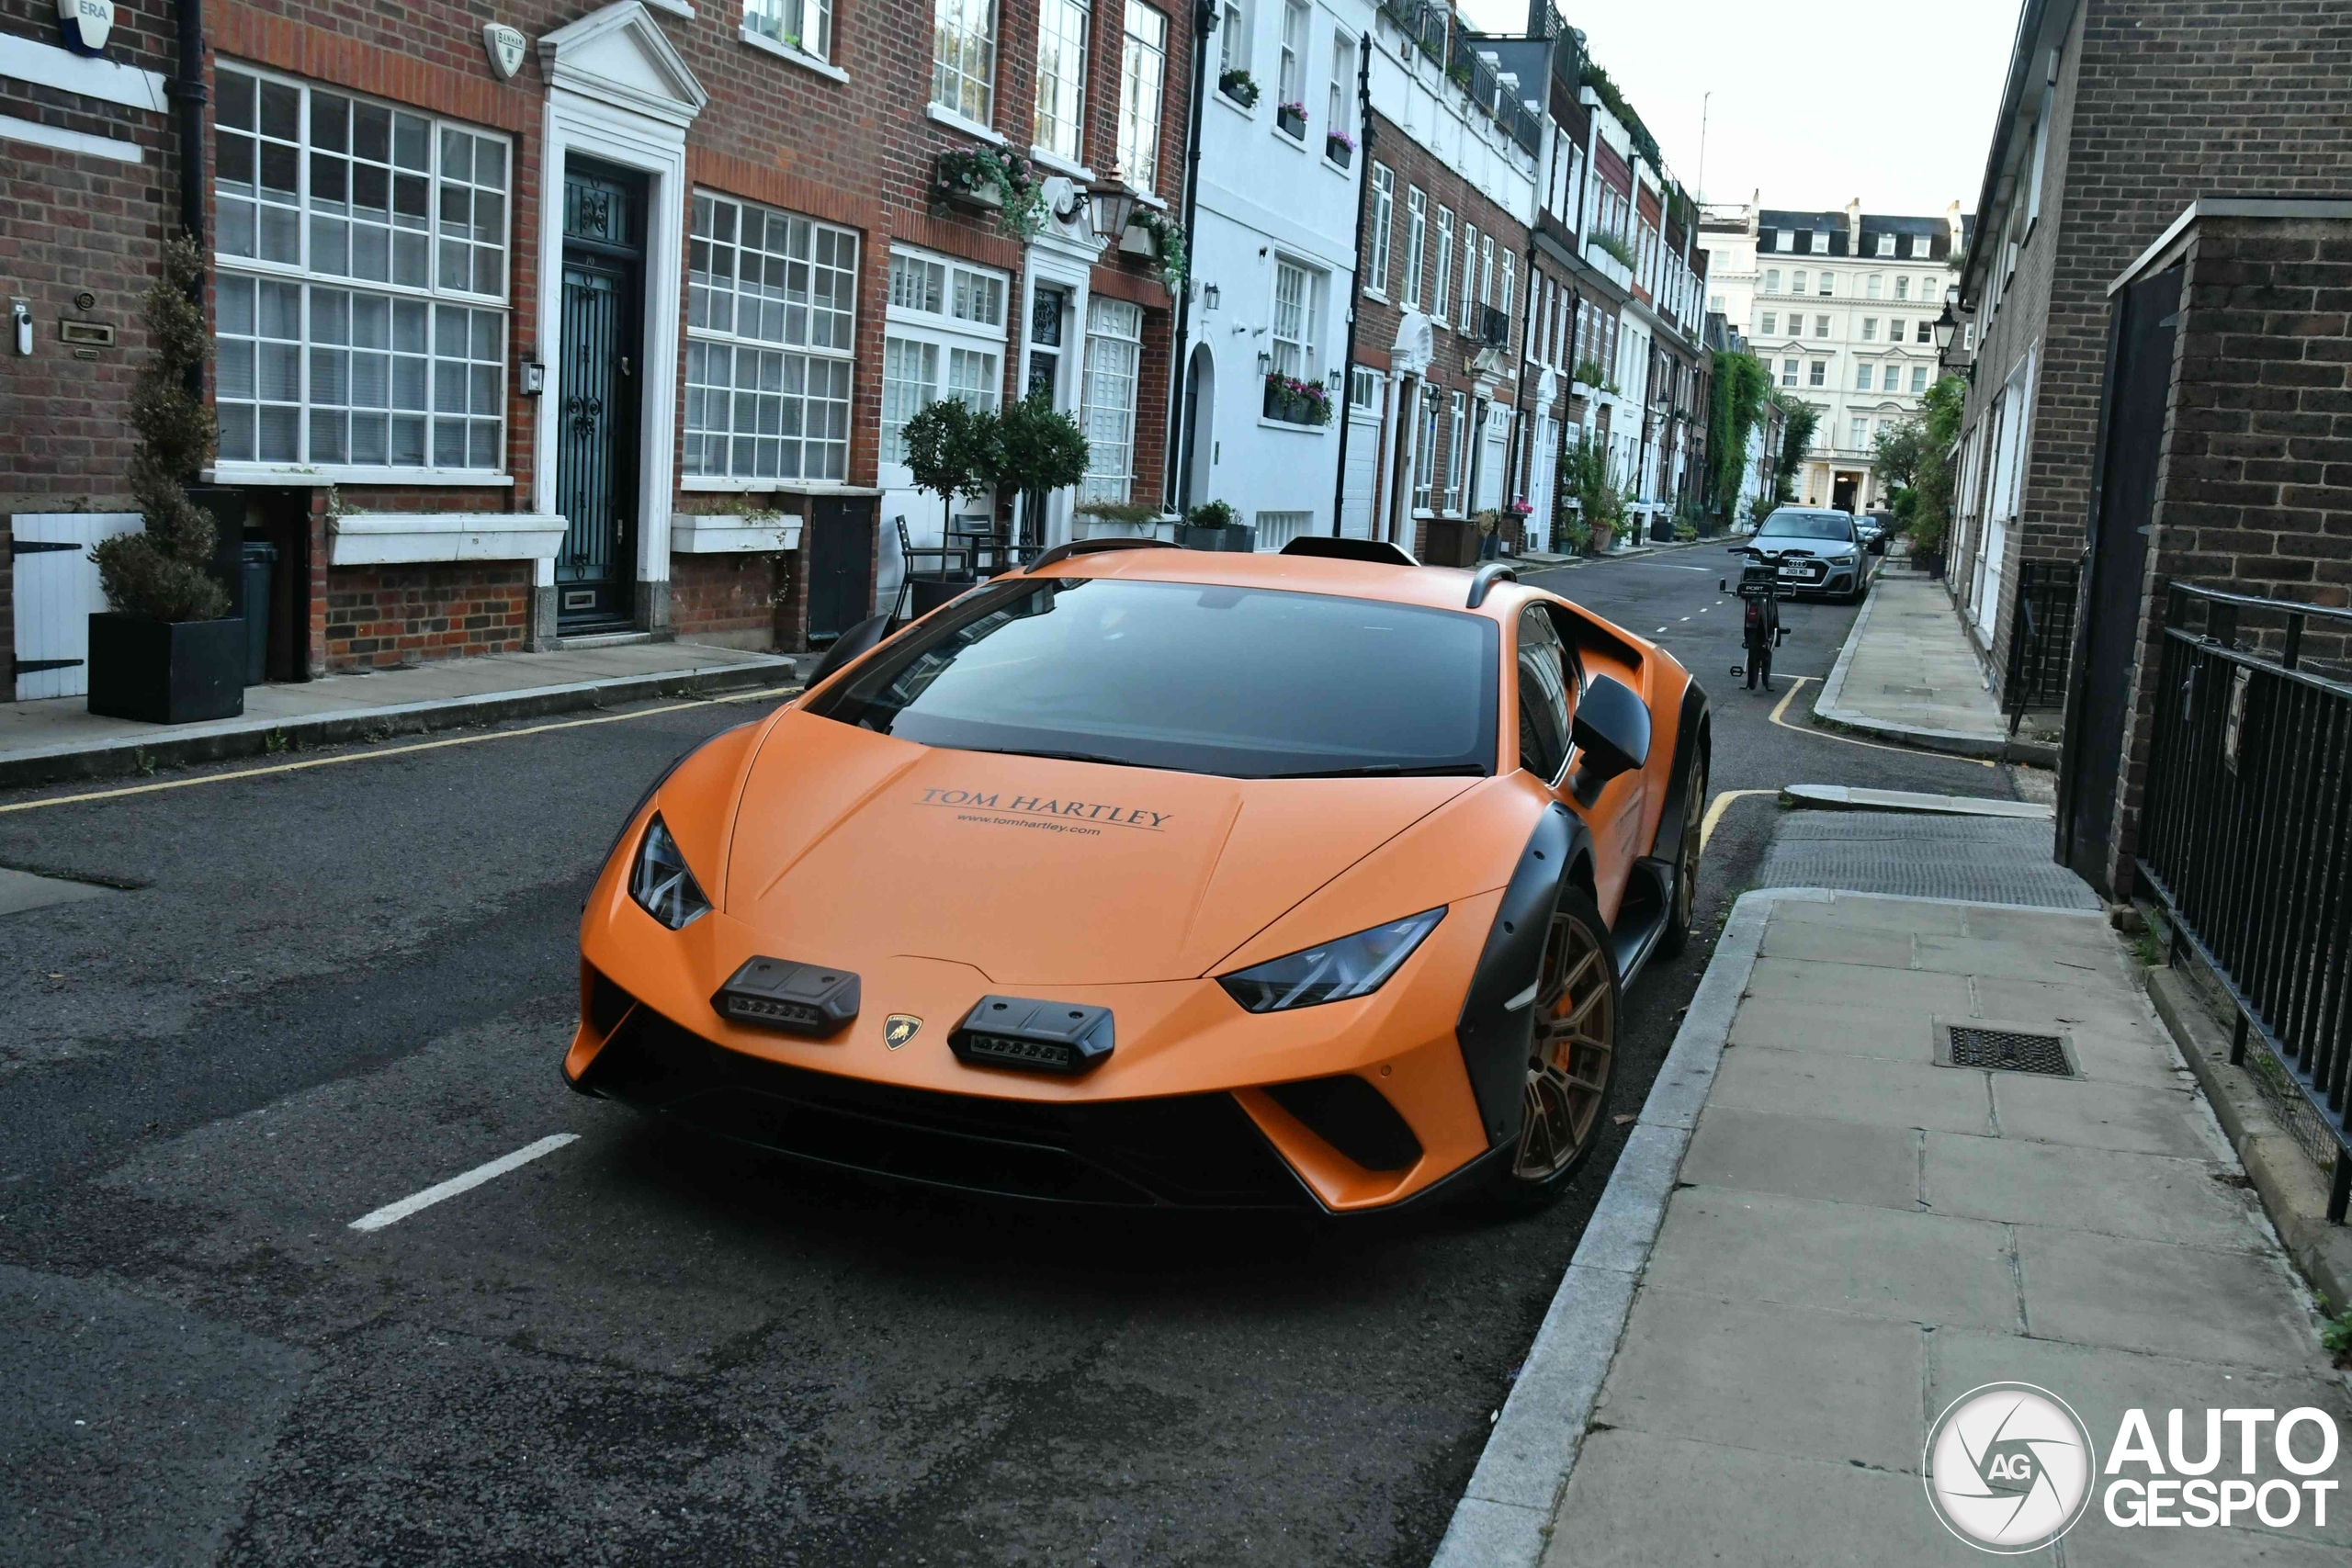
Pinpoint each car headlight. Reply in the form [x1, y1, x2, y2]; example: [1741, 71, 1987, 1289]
[630, 815, 712, 930]
[1218, 908, 1444, 1013]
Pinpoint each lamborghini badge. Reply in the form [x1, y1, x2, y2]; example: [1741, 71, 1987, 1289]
[884, 1014, 922, 1050]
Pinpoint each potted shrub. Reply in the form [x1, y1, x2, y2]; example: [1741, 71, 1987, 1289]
[1275, 99, 1308, 139]
[1261, 373, 1333, 426]
[899, 397, 995, 614]
[1121, 208, 1188, 292]
[1325, 128, 1355, 167]
[1073, 499, 1168, 540]
[1219, 68, 1260, 107]
[988, 391, 1091, 552]
[88, 232, 244, 725]
[1179, 499, 1255, 552]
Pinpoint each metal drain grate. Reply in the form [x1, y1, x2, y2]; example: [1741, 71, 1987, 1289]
[1946, 1026, 2075, 1077]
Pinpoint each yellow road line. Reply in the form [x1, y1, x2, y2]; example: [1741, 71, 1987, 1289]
[1766, 676, 1996, 769]
[0, 683, 804, 816]
[1700, 788, 1776, 852]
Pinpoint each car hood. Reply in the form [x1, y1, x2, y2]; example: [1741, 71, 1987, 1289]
[720, 711, 1481, 986]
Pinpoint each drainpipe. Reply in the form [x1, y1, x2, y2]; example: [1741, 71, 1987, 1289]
[1328, 34, 1372, 536]
[1167, 0, 1217, 514]
[173, 0, 207, 245]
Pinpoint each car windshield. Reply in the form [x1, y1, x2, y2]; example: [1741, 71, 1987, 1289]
[807, 576, 1499, 777]
[1759, 513, 1855, 542]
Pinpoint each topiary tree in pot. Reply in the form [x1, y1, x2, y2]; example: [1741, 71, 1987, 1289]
[86, 232, 246, 724]
[989, 392, 1089, 552]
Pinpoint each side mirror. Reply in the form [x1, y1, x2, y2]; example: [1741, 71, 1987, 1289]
[803, 614, 892, 692]
[1571, 675, 1651, 785]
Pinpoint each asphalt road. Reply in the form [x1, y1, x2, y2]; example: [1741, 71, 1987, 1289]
[0, 551, 2030, 1567]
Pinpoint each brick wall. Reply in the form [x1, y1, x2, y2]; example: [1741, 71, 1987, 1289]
[322, 562, 531, 669]
[1957, 0, 2352, 699]
[2095, 209, 2352, 893]
[670, 550, 786, 649]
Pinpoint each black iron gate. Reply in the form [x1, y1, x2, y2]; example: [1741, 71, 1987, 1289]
[2136, 585, 2352, 1220]
[2058, 262, 2182, 888]
[554, 161, 646, 633]
[2003, 559, 2077, 724]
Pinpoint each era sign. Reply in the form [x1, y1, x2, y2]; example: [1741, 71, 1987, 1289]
[57, 0, 114, 55]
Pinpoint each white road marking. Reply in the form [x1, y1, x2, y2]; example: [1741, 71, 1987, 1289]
[1658, 564, 1712, 572]
[1656, 626, 1668, 634]
[348, 1134, 580, 1232]
[1679, 615, 1691, 621]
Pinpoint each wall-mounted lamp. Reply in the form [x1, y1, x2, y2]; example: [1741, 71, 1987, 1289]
[1931, 303, 1959, 355]
[1257, 350, 1272, 377]
[1051, 165, 1140, 240]
[1326, 367, 1343, 390]
[10, 299, 30, 357]
[522, 361, 547, 396]
[1202, 284, 1221, 310]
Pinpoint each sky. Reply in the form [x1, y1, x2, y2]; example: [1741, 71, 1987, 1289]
[1455, 0, 2020, 219]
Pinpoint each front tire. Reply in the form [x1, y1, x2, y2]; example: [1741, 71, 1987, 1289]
[1479, 889, 1620, 1213]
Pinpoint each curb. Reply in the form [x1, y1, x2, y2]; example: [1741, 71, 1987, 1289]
[2145, 964, 2352, 1315]
[1518, 535, 1741, 571]
[0, 656, 802, 792]
[1778, 784, 2053, 819]
[1810, 579, 2061, 768]
[1427, 887, 1792, 1568]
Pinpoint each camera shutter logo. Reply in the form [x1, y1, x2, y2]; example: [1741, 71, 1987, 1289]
[1923, 1382, 2098, 1553]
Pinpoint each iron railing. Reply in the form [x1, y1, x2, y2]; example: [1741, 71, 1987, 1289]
[1415, 2, 1447, 65]
[2002, 558, 2077, 730]
[1377, 0, 1416, 28]
[2135, 582, 2352, 1220]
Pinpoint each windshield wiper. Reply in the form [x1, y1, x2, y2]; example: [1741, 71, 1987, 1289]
[1256, 762, 1490, 780]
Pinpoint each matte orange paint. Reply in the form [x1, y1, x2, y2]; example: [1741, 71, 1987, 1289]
[567, 549, 1694, 1213]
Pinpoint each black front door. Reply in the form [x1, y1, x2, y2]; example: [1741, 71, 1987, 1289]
[555, 160, 647, 633]
[2058, 262, 2182, 888]
[805, 495, 874, 646]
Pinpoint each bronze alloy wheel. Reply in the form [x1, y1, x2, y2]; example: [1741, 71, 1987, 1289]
[1658, 749, 1707, 955]
[1514, 901, 1616, 1180]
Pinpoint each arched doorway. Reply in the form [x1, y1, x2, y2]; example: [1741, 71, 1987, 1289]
[1182, 344, 1216, 510]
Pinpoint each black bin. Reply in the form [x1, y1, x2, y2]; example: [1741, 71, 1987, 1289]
[240, 540, 277, 684]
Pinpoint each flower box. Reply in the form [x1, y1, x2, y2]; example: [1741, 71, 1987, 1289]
[1325, 133, 1353, 167]
[1276, 102, 1307, 139]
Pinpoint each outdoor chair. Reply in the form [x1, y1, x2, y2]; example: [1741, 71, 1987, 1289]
[891, 514, 972, 624]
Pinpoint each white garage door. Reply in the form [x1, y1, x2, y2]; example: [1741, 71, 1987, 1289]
[12, 513, 143, 701]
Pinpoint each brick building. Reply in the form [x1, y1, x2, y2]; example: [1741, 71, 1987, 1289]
[5, 0, 1190, 695]
[1947, 0, 2352, 704]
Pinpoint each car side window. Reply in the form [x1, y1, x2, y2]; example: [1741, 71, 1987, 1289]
[1517, 605, 1573, 784]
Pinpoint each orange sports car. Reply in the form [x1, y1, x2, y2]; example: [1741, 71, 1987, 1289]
[564, 537, 1709, 1215]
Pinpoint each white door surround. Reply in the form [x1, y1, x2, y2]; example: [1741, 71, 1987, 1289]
[531, 0, 707, 638]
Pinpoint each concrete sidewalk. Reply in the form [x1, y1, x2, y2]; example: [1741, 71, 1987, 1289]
[1815, 572, 2059, 765]
[1436, 881, 2348, 1566]
[0, 640, 806, 789]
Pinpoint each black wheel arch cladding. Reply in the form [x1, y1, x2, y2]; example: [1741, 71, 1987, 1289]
[1649, 677, 1712, 858]
[1454, 803, 1588, 1149]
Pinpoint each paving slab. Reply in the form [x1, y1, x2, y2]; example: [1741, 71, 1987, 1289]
[1591, 1289, 1927, 1469]
[2016, 1228, 2331, 1371]
[1740, 954, 1974, 1012]
[1726, 998, 1939, 1060]
[1541, 1427, 1978, 1567]
[1924, 1133, 2256, 1247]
[1710, 1045, 1996, 1135]
[1911, 932, 2138, 989]
[1756, 919, 1920, 970]
[1991, 1075, 2218, 1160]
[1769, 891, 1972, 935]
[1645, 1186, 2021, 1329]
[1681, 1106, 1921, 1211]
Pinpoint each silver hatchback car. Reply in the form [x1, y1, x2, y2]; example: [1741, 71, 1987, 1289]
[1751, 508, 1868, 602]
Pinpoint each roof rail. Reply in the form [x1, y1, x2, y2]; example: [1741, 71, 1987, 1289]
[1465, 560, 1519, 609]
[1023, 536, 1172, 574]
[1278, 536, 1419, 566]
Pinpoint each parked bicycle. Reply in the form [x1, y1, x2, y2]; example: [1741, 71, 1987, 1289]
[1721, 546, 1796, 692]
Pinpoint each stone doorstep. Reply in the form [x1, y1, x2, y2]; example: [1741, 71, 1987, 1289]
[2146, 961, 2352, 1319]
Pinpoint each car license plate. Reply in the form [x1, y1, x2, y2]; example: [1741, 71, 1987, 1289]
[1780, 563, 1823, 581]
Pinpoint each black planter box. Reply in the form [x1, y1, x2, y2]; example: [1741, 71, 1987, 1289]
[1325, 135, 1352, 167]
[87, 614, 247, 724]
[1276, 106, 1306, 139]
[1177, 524, 1256, 552]
[1421, 517, 1476, 568]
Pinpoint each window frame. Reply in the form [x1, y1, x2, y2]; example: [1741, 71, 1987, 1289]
[932, 0, 999, 128]
[684, 189, 862, 487]
[880, 243, 1010, 469]
[211, 61, 513, 482]
[743, 0, 835, 67]
[1366, 164, 1395, 298]
[1432, 206, 1455, 325]
[1080, 295, 1145, 502]
[1403, 186, 1427, 309]
[1268, 255, 1321, 388]
[1117, 0, 1168, 192]
[1033, 0, 1090, 164]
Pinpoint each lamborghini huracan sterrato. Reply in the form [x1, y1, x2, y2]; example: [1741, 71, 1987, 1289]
[564, 537, 1710, 1215]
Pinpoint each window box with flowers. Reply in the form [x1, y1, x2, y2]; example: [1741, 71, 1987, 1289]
[1324, 128, 1354, 167]
[933, 148, 1048, 242]
[1118, 208, 1189, 292]
[1275, 100, 1308, 140]
[1261, 372, 1332, 427]
[1219, 68, 1260, 108]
